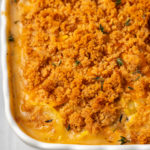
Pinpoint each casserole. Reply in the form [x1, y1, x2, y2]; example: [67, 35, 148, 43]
[1, 0, 150, 149]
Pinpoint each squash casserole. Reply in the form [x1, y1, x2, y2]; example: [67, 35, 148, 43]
[7, 0, 150, 144]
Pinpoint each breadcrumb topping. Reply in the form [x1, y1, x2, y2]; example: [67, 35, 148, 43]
[9, 0, 150, 144]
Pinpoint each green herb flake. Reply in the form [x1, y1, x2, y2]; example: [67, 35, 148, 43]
[119, 114, 123, 123]
[66, 124, 70, 131]
[99, 24, 104, 33]
[75, 60, 80, 66]
[100, 78, 104, 90]
[99, 24, 107, 34]
[118, 136, 129, 145]
[126, 117, 129, 121]
[134, 76, 140, 81]
[125, 19, 131, 26]
[133, 67, 143, 75]
[128, 86, 134, 90]
[52, 63, 56, 67]
[94, 76, 100, 80]
[142, 14, 146, 19]
[8, 34, 14, 42]
[116, 0, 121, 6]
[45, 119, 53, 123]
[116, 58, 124, 66]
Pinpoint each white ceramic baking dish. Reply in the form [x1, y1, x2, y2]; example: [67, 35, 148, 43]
[1, 0, 150, 150]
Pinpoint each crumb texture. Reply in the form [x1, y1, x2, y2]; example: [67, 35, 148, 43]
[9, 0, 150, 144]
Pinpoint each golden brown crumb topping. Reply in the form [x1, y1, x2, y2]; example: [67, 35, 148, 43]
[9, 0, 150, 144]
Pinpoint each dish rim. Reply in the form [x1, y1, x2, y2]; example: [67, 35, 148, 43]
[1, 0, 150, 149]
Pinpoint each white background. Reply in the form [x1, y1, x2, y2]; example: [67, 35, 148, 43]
[0, 0, 37, 149]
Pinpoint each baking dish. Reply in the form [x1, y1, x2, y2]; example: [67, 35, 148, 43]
[1, 0, 150, 150]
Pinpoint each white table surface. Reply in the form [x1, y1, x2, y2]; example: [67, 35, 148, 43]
[0, 1, 37, 149]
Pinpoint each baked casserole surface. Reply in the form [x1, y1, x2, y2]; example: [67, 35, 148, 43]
[7, 0, 150, 144]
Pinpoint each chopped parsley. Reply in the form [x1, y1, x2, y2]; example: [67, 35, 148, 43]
[133, 67, 143, 75]
[118, 136, 129, 145]
[75, 60, 80, 66]
[99, 24, 104, 33]
[116, 58, 124, 66]
[125, 19, 131, 26]
[116, 0, 121, 6]
[126, 117, 129, 121]
[52, 63, 56, 67]
[119, 114, 123, 123]
[8, 34, 14, 42]
[93, 77, 104, 90]
[132, 67, 143, 81]
[142, 14, 146, 19]
[128, 86, 134, 90]
[66, 124, 70, 131]
[100, 78, 104, 90]
[134, 76, 140, 81]
[94, 76, 100, 80]
[99, 24, 107, 34]
[45, 119, 53, 123]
